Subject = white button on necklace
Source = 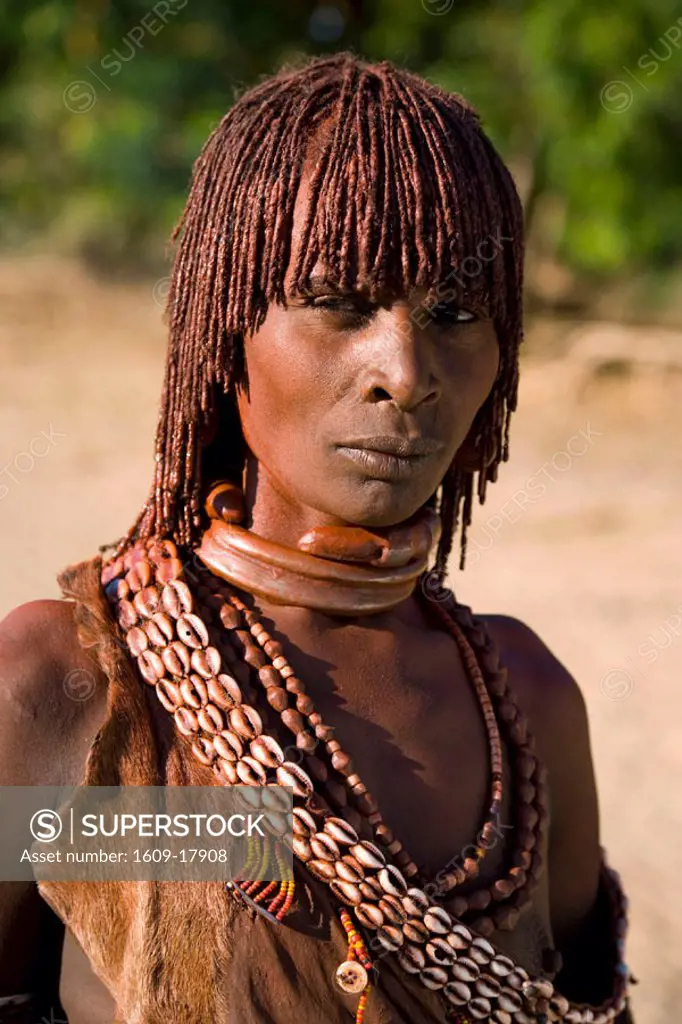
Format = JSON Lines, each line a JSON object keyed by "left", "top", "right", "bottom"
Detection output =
{"left": 335, "top": 960, "right": 369, "bottom": 994}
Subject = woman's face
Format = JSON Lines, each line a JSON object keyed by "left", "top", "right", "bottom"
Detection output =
{"left": 235, "top": 179, "right": 500, "bottom": 529}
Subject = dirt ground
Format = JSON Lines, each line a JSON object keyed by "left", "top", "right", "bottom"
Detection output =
{"left": 2, "top": 255, "right": 681, "bottom": 1021}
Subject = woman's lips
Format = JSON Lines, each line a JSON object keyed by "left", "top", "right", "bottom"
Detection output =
{"left": 336, "top": 445, "right": 432, "bottom": 482}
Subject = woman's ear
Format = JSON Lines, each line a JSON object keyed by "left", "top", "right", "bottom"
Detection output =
{"left": 199, "top": 387, "right": 247, "bottom": 491}
{"left": 231, "top": 333, "right": 248, "bottom": 399}
{"left": 454, "top": 432, "right": 490, "bottom": 473}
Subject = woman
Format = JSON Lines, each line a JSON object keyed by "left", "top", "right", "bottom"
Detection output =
{"left": 0, "top": 54, "right": 633, "bottom": 1023}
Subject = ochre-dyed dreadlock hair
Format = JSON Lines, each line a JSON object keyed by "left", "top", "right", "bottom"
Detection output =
{"left": 119, "top": 53, "right": 524, "bottom": 574}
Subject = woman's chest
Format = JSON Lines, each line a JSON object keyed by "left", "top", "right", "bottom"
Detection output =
{"left": 276, "top": 620, "right": 521, "bottom": 882}
{"left": 266, "top": 615, "right": 557, "bottom": 972}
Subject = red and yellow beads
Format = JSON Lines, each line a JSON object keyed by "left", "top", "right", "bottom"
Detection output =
{"left": 336, "top": 909, "right": 372, "bottom": 1023}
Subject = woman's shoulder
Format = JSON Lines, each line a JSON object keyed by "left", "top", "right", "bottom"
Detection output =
{"left": 479, "top": 612, "right": 587, "bottom": 727}
{"left": 0, "top": 598, "right": 110, "bottom": 785}
{"left": 477, "top": 612, "right": 594, "bottom": 818}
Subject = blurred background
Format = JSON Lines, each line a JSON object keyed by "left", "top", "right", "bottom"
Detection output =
{"left": 2, "top": 0, "right": 682, "bottom": 1019}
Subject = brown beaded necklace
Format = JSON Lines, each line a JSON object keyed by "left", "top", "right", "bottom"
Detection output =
{"left": 218, "top": 578, "right": 548, "bottom": 937}
{"left": 422, "top": 599, "right": 549, "bottom": 933}
{"left": 194, "top": 485, "right": 548, "bottom": 934}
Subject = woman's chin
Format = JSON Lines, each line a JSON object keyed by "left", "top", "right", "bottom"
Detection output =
{"left": 322, "top": 480, "right": 436, "bottom": 530}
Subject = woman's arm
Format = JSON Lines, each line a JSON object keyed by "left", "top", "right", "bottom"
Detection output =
{"left": 0, "top": 599, "right": 106, "bottom": 1023}
{"left": 484, "top": 614, "right": 635, "bottom": 1022}
{"left": 526, "top": 631, "right": 635, "bottom": 1022}
{"left": 0, "top": 881, "right": 66, "bottom": 1024}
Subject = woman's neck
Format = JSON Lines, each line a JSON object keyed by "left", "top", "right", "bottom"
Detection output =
{"left": 241, "top": 451, "right": 364, "bottom": 549}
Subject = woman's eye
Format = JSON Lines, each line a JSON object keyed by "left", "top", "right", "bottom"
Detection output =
{"left": 307, "top": 295, "right": 375, "bottom": 322}
{"left": 432, "top": 302, "right": 477, "bottom": 325}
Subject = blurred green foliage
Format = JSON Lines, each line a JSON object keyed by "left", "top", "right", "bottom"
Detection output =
{"left": 1, "top": 0, "right": 681, "bottom": 287}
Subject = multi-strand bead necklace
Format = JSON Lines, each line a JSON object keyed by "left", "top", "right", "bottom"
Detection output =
{"left": 101, "top": 528, "right": 630, "bottom": 1024}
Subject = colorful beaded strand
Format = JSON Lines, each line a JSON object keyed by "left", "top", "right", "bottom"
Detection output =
{"left": 339, "top": 909, "right": 373, "bottom": 1024}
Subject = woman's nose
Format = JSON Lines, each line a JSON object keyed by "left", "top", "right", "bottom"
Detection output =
{"left": 360, "top": 304, "right": 440, "bottom": 412}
